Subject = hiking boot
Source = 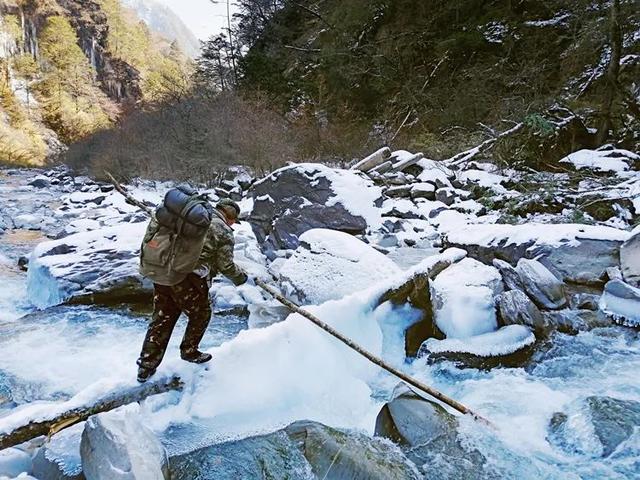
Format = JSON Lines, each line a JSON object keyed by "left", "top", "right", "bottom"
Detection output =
{"left": 137, "top": 366, "right": 156, "bottom": 383}
{"left": 181, "top": 350, "right": 212, "bottom": 364}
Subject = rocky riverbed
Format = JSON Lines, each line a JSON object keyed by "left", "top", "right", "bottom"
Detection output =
{"left": 0, "top": 153, "right": 639, "bottom": 479}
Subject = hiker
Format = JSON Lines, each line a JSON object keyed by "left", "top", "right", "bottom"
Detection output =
{"left": 136, "top": 188, "right": 247, "bottom": 383}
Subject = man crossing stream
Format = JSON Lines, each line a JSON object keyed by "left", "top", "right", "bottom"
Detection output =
{"left": 136, "top": 187, "right": 247, "bottom": 382}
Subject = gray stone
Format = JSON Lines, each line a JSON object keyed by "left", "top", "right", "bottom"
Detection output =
{"left": 435, "top": 187, "right": 457, "bottom": 206}
{"left": 497, "top": 289, "right": 546, "bottom": 330}
{"left": 493, "top": 258, "right": 524, "bottom": 291}
{"left": 249, "top": 164, "right": 380, "bottom": 251}
{"left": 569, "top": 293, "right": 599, "bottom": 310}
{"left": 369, "top": 160, "right": 394, "bottom": 175}
{"left": 375, "top": 384, "right": 485, "bottom": 478}
{"left": 390, "top": 152, "right": 424, "bottom": 173}
{"left": 29, "top": 177, "right": 51, "bottom": 189}
{"left": 515, "top": 258, "right": 567, "bottom": 310}
{"left": 80, "top": 410, "right": 169, "bottom": 480}
{"left": 410, "top": 182, "right": 436, "bottom": 200}
{"left": 542, "top": 309, "right": 612, "bottom": 334}
{"left": 620, "top": 232, "right": 640, "bottom": 286}
{"left": 385, "top": 185, "right": 412, "bottom": 198}
{"left": 170, "top": 420, "right": 418, "bottom": 480}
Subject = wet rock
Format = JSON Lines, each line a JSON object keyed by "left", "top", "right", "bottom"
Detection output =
{"left": 515, "top": 258, "right": 566, "bottom": 310}
{"left": 620, "top": 230, "right": 640, "bottom": 287}
{"left": 569, "top": 293, "right": 599, "bottom": 310}
{"left": 548, "top": 396, "right": 640, "bottom": 458}
{"left": 278, "top": 229, "right": 401, "bottom": 304}
{"left": 497, "top": 289, "right": 546, "bottom": 330}
{"left": 29, "top": 176, "right": 51, "bottom": 189}
{"left": 542, "top": 309, "right": 612, "bottom": 334}
{"left": 375, "top": 384, "right": 485, "bottom": 478}
{"left": 170, "top": 420, "right": 418, "bottom": 480}
{"left": 249, "top": 164, "right": 381, "bottom": 251}
{"left": 17, "top": 256, "right": 29, "bottom": 271}
{"left": 492, "top": 259, "right": 524, "bottom": 291}
{"left": 80, "top": 409, "right": 169, "bottom": 480}
{"left": 599, "top": 279, "right": 640, "bottom": 327}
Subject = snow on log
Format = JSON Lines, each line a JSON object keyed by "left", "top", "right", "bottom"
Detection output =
{"left": 350, "top": 147, "right": 392, "bottom": 172}
{"left": 0, "top": 376, "right": 183, "bottom": 451}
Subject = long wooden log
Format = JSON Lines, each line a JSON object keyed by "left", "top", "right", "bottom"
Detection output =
{"left": 254, "top": 279, "right": 493, "bottom": 427}
{"left": 0, "top": 376, "right": 183, "bottom": 450}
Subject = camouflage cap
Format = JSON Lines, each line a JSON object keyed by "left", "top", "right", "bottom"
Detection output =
{"left": 216, "top": 198, "right": 241, "bottom": 219}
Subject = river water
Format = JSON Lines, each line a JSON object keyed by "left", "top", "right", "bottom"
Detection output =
{"left": 0, "top": 169, "right": 639, "bottom": 479}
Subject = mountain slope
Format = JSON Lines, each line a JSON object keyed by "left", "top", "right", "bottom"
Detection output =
{"left": 0, "top": 0, "right": 190, "bottom": 165}
{"left": 121, "top": 0, "right": 200, "bottom": 58}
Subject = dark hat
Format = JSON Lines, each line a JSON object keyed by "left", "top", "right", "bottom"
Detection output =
{"left": 216, "top": 198, "right": 241, "bottom": 219}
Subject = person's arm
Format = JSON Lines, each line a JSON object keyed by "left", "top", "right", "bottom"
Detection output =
{"left": 201, "top": 220, "right": 247, "bottom": 285}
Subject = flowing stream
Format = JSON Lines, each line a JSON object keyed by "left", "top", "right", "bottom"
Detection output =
{"left": 0, "top": 169, "right": 639, "bottom": 479}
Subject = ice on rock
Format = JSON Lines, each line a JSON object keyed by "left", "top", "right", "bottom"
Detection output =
{"left": 0, "top": 449, "right": 32, "bottom": 479}
{"left": 599, "top": 279, "right": 640, "bottom": 327}
{"left": 430, "top": 257, "right": 503, "bottom": 338}
{"left": 278, "top": 229, "right": 401, "bottom": 304}
{"left": 420, "top": 325, "right": 535, "bottom": 357}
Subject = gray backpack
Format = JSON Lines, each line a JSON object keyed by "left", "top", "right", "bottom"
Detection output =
{"left": 140, "top": 185, "right": 214, "bottom": 286}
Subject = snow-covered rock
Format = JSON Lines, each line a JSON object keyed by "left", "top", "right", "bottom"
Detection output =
{"left": 249, "top": 163, "right": 382, "bottom": 251}
{"left": 80, "top": 408, "right": 169, "bottom": 480}
{"left": 560, "top": 149, "right": 640, "bottom": 173}
{"left": 599, "top": 279, "right": 640, "bottom": 327}
{"left": 419, "top": 325, "right": 535, "bottom": 357}
{"left": 492, "top": 258, "right": 524, "bottom": 291}
{"left": 444, "top": 223, "right": 629, "bottom": 285}
{"left": 515, "top": 258, "right": 567, "bottom": 310}
{"left": 279, "top": 229, "right": 401, "bottom": 304}
{"left": 497, "top": 289, "right": 545, "bottom": 330}
{"left": 27, "top": 222, "right": 151, "bottom": 308}
{"left": 430, "top": 257, "right": 503, "bottom": 338}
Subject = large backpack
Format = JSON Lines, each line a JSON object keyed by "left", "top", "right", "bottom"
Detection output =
{"left": 140, "top": 185, "right": 214, "bottom": 286}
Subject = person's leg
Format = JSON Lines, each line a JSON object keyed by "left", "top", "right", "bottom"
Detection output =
{"left": 136, "top": 284, "right": 182, "bottom": 379}
{"left": 175, "top": 274, "right": 213, "bottom": 362}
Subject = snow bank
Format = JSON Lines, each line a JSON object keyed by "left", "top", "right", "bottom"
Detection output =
{"left": 430, "top": 258, "right": 503, "bottom": 338}
{"left": 445, "top": 223, "right": 630, "bottom": 249}
{"left": 279, "top": 229, "right": 401, "bottom": 304}
{"left": 421, "top": 325, "right": 535, "bottom": 357}
{"left": 560, "top": 149, "right": 639, "bottom": 173}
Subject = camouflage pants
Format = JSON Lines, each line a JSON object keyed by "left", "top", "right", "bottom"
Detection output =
{"left": 137, "top": 273, "right": 212, "bottom": 371}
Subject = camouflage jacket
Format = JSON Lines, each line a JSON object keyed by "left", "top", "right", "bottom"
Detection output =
{"left": 196, "top": 209, "right": 246, "bottom": 285}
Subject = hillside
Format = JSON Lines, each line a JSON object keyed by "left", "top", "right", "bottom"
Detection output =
{"left": 122, "top": 0, "right": 200, "bottom": 58}
{"left": 0, "top": 0, "right": 190, "bottom": 165}
{"left": 238, "top": 0, "right": 640, "bottom": 160}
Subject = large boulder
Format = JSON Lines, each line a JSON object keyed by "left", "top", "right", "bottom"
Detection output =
{"left": 248, "top": 164, "right": 382, "bottom": 251}
{"left": 443, "top": 223, "right": 629, "bottom": 285}
{"left": 620, "top": 229, "right": 640, "bottom": 287}
{"left": 496, "top": 289, "right": 546, "bottom": 330}
{"left": 278, "top": 229, "right": 401, "bottom": 305}
{"left": 375, "top": 384, "right": 485, "bottom": 478}
{"left": 515, "top": 258, "right": 567, "bottom": 310}
{"left": 80, "top": 409, "right": 169, "bottom": 480}
{"left": 599, "top": 279, "right": 640, "bottom": 327}
{"left": 26, "top": 223, "right": 152, "bottom": 309}
{"left": 430, "top": 257, "right": 503, "bottom": 338}
{"left": 169, "top": 420, "right": 419, "bottom": 480}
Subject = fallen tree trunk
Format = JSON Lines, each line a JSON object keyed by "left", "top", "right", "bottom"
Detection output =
{"left": 444, "top": 122, "right": 523, "bottom": 167}
{"left": 0, "top": 376, "right": 183, "bottom": 451}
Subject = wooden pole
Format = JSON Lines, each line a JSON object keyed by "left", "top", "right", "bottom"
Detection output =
{"left": 104, "top": 171, "right": 154, "bottom": 216}
{"left": 254, "top": 279, "right": 493, "bottom": 426}
{"left": 0, "top": 376, "right": 183, "bottom": 450}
